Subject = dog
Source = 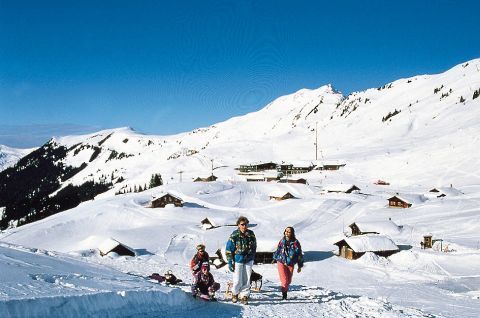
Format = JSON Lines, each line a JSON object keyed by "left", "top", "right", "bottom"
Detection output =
{"left": 250, "top": 270, "right": 263, "bottom": 291}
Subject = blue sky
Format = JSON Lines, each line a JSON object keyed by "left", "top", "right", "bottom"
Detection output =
{"left": 1, "top": 0, "right": 479, "bottom": 147}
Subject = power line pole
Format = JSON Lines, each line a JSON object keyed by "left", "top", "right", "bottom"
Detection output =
{"left": 178, "top": 171, "right": 183, "bottom": 183}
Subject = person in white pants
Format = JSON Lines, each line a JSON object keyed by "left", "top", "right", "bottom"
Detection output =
{"left": 226, "top": 216, "right": 257, "bottom": 305}
{"left": 232, "top": 260, "right": 254, "bottom": 299}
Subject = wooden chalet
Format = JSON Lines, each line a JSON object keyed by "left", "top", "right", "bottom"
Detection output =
{"left": 151, "top": 193, "right": 183, "bottom": 208}
{"left": 269, "top": 191, "right": 296, "bottom": 201}
{"left": 98, "top": 238, "right": 136, "bottom": 257}
{"left": 194, "top": 175, "right": 218, "bottom": 182}
{"left": 318, "top": 164, "right": 346, "bottom": 170}
{"left": 281, "top": 178, "right": 307, "bottom": 184}
{"left": 239, "top": 162, "right": 277, "bottom": 173}
{"left": 277, "top": 162, "right": 314, "bottom": 175}
{"left": 388, "top": 196, "right": 412, "bottom": 208}
{"left": 324, "top": 184, "right": 360, "bottom": 194}
{"left": 334, "top": 235, "right": 399, "bottom": 260}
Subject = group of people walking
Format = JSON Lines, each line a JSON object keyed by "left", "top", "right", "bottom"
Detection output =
{"left": 190, "top": 216, "right": 304, "bottom": 304}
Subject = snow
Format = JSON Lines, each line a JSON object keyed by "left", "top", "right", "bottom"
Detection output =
{"left": 1, "top": 59, "right": 480, "bottom": 317}
{"left": 0, "top": 145, "right": 35, "bottom": 171}
{"left": 339, "top": 234, "right": 399, "bottom": 253}
{"left": 350, "top": 220, "right": 402, "bottom": 235}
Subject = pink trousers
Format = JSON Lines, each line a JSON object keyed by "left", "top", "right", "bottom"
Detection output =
{"left": 277, "top": 261, "right": 294, "bottom": 293}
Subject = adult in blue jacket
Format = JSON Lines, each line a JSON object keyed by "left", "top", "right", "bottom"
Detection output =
{"left": 225, "top": 216, "right": 256, "bottom": 304}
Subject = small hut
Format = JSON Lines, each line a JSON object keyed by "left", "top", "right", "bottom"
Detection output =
{"left": 98, "top": 238, "right": 136, "bottom": 257}
{"left": 279, "top": 178, "right": 307, "bottom": 184}
{"left": 151, "top": 193, "right": 183, "bottom": 208}
{"left": 320, "top": 163, "right": 346, "bottom": 170}
{"left": 387, "top": 196, "right": 412, "bottom": 208}
{"left": 422, "top": 235, "right": 433, "bottom": 249}
{"left": 324, "top": 184, "right": 360, "bottom": 193}
{"left": 194, "top": 175, "right": 218, "bottom": 182}
{"left": 269, "top": 191, "right": 296, "bottom": 201}
{"left": 200, "top": 217, "right": 218, "bottom": 230}
{"left": 334, "top": 235, "right": 399, "bottom": 260}
{"left": 427, "top": 186, "right": 463, "bottom": 198}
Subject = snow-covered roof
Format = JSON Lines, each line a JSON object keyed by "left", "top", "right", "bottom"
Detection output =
{"left": 268, "top": 191, "right": 295, "bottom": 198}
{"left": 98, "top": 238, "right": 135, "bottom": 256}
{"left": 153, "top": 192, "right": 183, "bottom": 201}
{"left": 350, "top": 220, "right": 401, "bottom": 235}
{"left": 427, "top": 187, "right": 463, "bottom": 197}
{"left": 323, "top": 184, "right": 360, "bottom": 193}
{"left": 336, "top": 235, "right": 399, "bottom": 253}
{"left": 388, "top": 194, "right": 426, "bottom": 204}
{"left": 256, "top": 239, "right": 278, "bottom": 252}
{"left": 283, "top": 160, "right": 315, "bottom": 167}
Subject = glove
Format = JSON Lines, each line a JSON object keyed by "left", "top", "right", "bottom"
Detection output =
{"left": 228, "top": 260, "right": 235, "bottom": 272}
{"left": 193, "top": 263, "right": 200, "bottom": 271}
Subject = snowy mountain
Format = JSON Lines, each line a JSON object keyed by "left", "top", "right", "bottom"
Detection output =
{"left": 0, "top": 145, "right": 34, "bottom": 172}
{"left": 1, "top": 59, "right": 479, "bottom": 229}
{"left": 2, "top": 59, "right": 480, "bottom": 229}
{"left": 1, "top": 59, "right": 480, "bottom": 317}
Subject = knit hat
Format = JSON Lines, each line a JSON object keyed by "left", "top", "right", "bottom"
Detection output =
{"left": 196, "top": 244, "right": 205, "bottom": 251}
{"left": 201, "top": 262, "right": 209, "bottom": 270}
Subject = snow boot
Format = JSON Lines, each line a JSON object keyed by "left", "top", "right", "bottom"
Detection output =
{"left": 231, "top": 294, "right": 238, "bottom": 303}
{"left": 282, "top": 291, "right": 287, "bottom": 300}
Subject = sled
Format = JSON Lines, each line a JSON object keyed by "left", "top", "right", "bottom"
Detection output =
{"left": 195, "top": 293, "right": 218, "bottom": 302}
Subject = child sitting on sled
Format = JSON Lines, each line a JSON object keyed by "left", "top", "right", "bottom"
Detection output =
{"left": 191, "top": 262, "right": 220, "bottom": 300}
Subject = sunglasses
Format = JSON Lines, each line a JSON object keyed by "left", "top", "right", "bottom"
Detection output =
{"left": 239, "top": 223, "right": 247, "bottom": 226}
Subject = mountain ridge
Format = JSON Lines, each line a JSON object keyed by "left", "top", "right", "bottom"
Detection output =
{"left": 1, "top": 58, "right": 479, "bottom": 229}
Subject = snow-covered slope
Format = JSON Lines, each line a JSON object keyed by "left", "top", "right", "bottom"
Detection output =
{"left": 1, "top": 179, "right": 479, "bottom": 317}
{"left": 0, "top": 145, "right": 33, "bottom": 172}
{"left": 1, "top": 59, "right": 480, "bottom": 317}
{"left": 48, "top": 58, "right": 480, "bottom": 191}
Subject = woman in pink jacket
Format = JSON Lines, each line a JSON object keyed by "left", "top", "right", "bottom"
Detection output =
{"left": 273, "top": 226, "right": 304, "bottom": 300}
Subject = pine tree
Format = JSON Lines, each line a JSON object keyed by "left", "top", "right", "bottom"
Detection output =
{"left": 149, "top": 173, "right": 163, "bottom": 188}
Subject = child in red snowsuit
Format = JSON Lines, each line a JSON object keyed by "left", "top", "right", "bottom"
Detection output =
{"left": 190, "top": 244, "right": 210, "bottom": 275}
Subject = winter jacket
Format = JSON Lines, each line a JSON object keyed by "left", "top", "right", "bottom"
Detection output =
{"left": 273, "top": 237, "right": 304, "bottom": 268}
{"left": 225, "top": 229, "right": 256, "bottom": 264}
{"left": 190, "top": 252, "right": 210, "bottom": 274}
{"left": 191, "top": 271, "right": 216, "bottom": 295}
